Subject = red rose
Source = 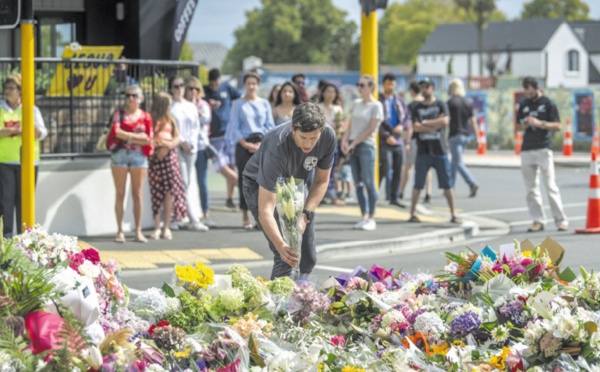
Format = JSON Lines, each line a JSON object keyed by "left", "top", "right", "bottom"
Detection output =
{"left": 82, "top": 248, "right": 101, "bottom": 265}
{"left": 68, "top": 252, "right": 85, "bottom": 271}
{"left": 147, "top": 320, "right": 170, "bottom": 335}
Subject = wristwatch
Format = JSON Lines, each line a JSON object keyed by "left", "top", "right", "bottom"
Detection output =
{"left": 540, "top": 121, "right": 547, "bottom": 129}
{"left": 302, "top": 209, "right": 315, "bottom": 224}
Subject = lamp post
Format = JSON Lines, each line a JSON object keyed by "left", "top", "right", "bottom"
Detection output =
{"left": 21, "top": 0, "right": 35, "bottom": 231}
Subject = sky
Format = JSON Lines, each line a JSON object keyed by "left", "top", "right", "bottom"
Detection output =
{"left": 187, "top": 0, "right": 600, "bottom": 48}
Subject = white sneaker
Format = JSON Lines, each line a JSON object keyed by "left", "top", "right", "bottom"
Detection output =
{"left": 361, "top": 219, "right": 376, "bottom": 231}
{"left": 354, "top": 219, "right": 368, "bottom": 229}
{"left": 203, "top": 218, "right": 218, "bottom": 228}
{"left": 169, "top": 222, "right": 181, "bottom": 231}
{"left": 187, "top": 221, "right": 209, "bottom": 232}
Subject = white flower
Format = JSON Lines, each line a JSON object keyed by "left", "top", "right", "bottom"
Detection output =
{"left": 444, "top": 262, "right": 459, "bottom": 274}
{"left": 491, "top": 325, "right": 509, "bottom": 343}
{"left": 50, "top": 266, "right": 83, "bottom": 294}
{"left": 78, "top": 260, "right": 101, "bottom": 278}
{"left": 218, "top": 287, "right": 244, "bottom": 311}
{"left": 381, "top": 310, "right": 406, "bottom": 329}
{"left": 165, "top": 297, "right": 181, "bottom": 316}
{"left": 145, "top": 364, "right": 168, "bottom": 372}
{"left": 413, "top": 312, "right": 445, "bottom": 340}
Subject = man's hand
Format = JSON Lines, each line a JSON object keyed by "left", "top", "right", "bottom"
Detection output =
{"left": 245, "top": 142, "right": 260, "bottom": 153}
{"left": 525, "top": 116, "right": 542, "bottom": 128}
{"left": 180, "top": 141, "right": 192, "bottom": 153}
{"left": 341, "top": 140, "right": 350, "bottom": 155}
{"left": 385, "top": 137, "right": 397, "bottom": 146}
{"left": 392, "top": 126, "right": 403, "bottom": 134}
{"left": 276, "top": 242, "right": 298, "bottom": 267}
{"left": 299, "top": 213, "right": 308, "bottom": 234}
{"left": 208, "top": 99, "right": 222, "bottom": 109}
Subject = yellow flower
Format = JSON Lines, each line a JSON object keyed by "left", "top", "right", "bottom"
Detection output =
{"left": 432, "top": 341, "right": 450, "bottom": 355}
{"left": 173, "top": 347, "right": 191, "bottom": 359}
{"left": 342, "top": 367, "right": 366, "bottom": 372}
{"left": 452, "top": 340, "right": 466, "bottom": 347}
{"left": 489, "top": 347, "right": 510, "bottom": 370}
{"left": 522, "top": 251, "right": 532, "bottom": 258}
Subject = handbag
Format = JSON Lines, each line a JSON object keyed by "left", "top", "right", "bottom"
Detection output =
{"left": 96, "top": 109, "right": 124, "bottom": 152}
{"left": 204, "top": 143, "right": 219, "bottom": 160}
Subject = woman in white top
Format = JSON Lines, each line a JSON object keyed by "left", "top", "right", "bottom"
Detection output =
{"left": 341, "top": 75, "right": 383, "bottom": 231}
{"left": 317, "top": 82, "right": 345, "bottom": 206}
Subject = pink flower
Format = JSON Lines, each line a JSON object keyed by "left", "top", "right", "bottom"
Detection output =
{"left": 521, "top": 258, "right": 534, "bottom": 266}
{"left": 105, "top": 259, "right": 119, "bottom": 274}
{"left": 82, "top": 248, "right": 101, "bottom": 265}
{"left": 510, "top": 265, "right": 526, "bottom": 277}
{"left": 369, "top": 282, "right": 388, "bottom": 295}
{"left": 68, "top": 252, "right": 85, "bottom": 271}
{"left": 369, "top": 264, "right": 393, "bottom": 281}
{"left": 346, "top": 277, "right": 368, "bottom": 291}
{"left": 330, "top": 334, "right": 345, "bottom": 347}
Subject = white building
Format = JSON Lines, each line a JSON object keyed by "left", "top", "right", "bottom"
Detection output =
{"left": 417, "top": 19, "right": 591, "bottom": 88}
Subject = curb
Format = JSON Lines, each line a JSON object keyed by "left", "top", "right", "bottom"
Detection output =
{"left": 464, "top": 157, "right": 589, "bottom": 169}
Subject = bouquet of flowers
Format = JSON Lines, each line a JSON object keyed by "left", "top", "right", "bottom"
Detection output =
{"left": 275, "top": 176, "right": 306, "bottom": 279}
{"left": 173, "top": 261, "right": 215, "bottom": 295}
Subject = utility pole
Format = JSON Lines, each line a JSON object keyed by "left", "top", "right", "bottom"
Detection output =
{"left": 21, "top": 0, "right": 35, "bottom": 231}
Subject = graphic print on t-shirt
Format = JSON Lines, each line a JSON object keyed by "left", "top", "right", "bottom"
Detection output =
{"left": 416, "top": 105, "right": 443, "bottom": 141}
{"left": 303, "top": 156, "right": 318, "bottom": 171}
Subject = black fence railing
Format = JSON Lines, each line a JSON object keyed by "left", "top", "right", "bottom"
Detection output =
{"left": 0, "top": 58, "right": 199, "bottom": 158}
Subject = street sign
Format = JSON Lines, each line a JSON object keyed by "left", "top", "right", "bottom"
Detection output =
{"left": 0, "top": 0, "right": 20, "bottom": 29}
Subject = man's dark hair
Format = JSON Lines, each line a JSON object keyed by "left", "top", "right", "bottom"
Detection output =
{"left": 522, "top": 76, "right": 538, "bottom": 90}
{"left": 168, "top": 75, "right": 184, "bottom": 89}
{"left": 291, "top": 73, "right": 306, "bottom": 83}
{"left": 418, "top": 79, "right": 434, "bottom": 89}
{"left": 383, "top": 73, "right": 396, "bottom": 82}
{"left": 208, "top": 68, "right": 221, "bottom": 82}
{"left": 409, "top": 81, "right": 420, "bottom": 94}
{"left": 243, "top": 71, "right": 261, "bottom": 84}
{"left": 292, "top": 102, "right": 326, "bottom": 132}
{"left": 275, "top": 81, "right": 301, "bottom": 106}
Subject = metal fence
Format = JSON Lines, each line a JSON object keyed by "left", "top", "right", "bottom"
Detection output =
{"left": 0, "top": 58, "right": 199, "bottom": 158}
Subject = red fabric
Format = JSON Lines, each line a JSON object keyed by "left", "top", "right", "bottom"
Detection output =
{"left": 106, "top": 109, "right": 154, "bottom": 157}
{"left": 25, "top": 311, "right": 66, "bottom": 354}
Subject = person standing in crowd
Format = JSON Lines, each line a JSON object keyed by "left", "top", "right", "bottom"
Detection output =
{"left": 517, "top": 77, "right": 568, "bottom": 232}
{"left": 447, "top": 78, "right": 480, "bottom": 197}
{"left": 292, "top": 73, "right": 309, "bottom": 102}
{"left": 204, "top": 68, "right": 241, "bottom": 209}
{"left": 273, "top": 82, "right": 300, "bottom": 126}
{"left": 148, "top": 92, "right": 187, "bottom": 240}
{"left": 226, "top": 72, "right": 275, "bottom": 230}
{"left": 0, "top": 74, "right": 48, "bottom": 238}
{"left": 169, "top": 76, "right": 209, "bottom": 232}
{"left": 400, "top": 81, "right": 432, "bottom": 203}
{"left": 310, "top": 80, "right": 328, "bottom": 102}
{"left": 341, "top": 75, "right": 383, "bottom": 231}
{"left": 408, "top": 80, "right": 460, "bottom": 224}
{"left": 378, "top": 73, "right": 412, "bottom": 208}
{"left": 242, "top": 102, "right": 335, "bottom": 279}
{"left": 268, "top": 84, "right": 282, "bottom": 111}
{"left": 106, "top": 85, "right": 153, "bottom": 242}
{"left": 185, "top": 76, "right": 217, "bottom": 228}
{"left": 317, "top": 82, "right": 345, "bottom": 206}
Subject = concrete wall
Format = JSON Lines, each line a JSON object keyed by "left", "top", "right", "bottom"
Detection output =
{"left": 35, "top": 158, "right": 202, "bottom": 237}
{"left": 545, "top": 22, "right": 588, "bottom": 88}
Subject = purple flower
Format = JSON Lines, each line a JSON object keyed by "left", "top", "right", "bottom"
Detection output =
{"left": 511, "top": 265, "right": 527, "bottom": 277}
{"left": 449, "top": 311, "right": 481, "bottom": 338}
{"left": 407, "top": 309, "right": 428, "bottom": 325}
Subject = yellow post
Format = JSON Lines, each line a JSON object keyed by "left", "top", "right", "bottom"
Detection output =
{"left": 21, "top": 9, "right": 35, "bottom": 231}
{"left": 360, "top": 10, "right": 379, "bottom": 187}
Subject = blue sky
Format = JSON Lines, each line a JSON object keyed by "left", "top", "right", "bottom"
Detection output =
{"left": 187, "top": 0, "right": 600, "bottom": 47}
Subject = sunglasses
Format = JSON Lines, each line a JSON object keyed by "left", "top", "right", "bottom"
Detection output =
{"left": 125, "top": 93, "right": 139, "bottom": 98}
{"left": 186, "top": 86, "right": 201, "bottom": 92}
{"left": 3, "top": 86, "right": 18, "bottom": 91}
{"left": 356, "top": 83, "right": 369, "bottom": 88}
{"left": 295, "top": 81, "right": 305, "bottom": 86}
{"left": 172, "top": 84, "right": 184, "bottom": 89}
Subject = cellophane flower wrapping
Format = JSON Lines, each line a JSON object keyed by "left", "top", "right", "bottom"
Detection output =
{"left": 275, "top": 176, "right": 305, "bottom": 279}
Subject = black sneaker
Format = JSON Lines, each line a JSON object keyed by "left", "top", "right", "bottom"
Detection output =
{"left": 226, "top": 198, "right": 236, "bottom": 209}
{"left": 424, "top": 194, "right": 431, "bottom": 203}
{"left": 469, "top": 185, "right": 479, "bottom": 198}
{"left": 390, "top": 200, "right": 406, "bottom": 208}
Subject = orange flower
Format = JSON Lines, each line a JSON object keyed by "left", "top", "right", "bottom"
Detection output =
{"left": 402, "top": 332, "right": 431, "bottom": 355}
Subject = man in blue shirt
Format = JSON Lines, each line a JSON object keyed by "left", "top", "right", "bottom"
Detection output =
{"left": 204, "top": 68, "right": 242, "bottom": 209}
{"left": 378, "top": 73, "right": 412, "bottom": 207}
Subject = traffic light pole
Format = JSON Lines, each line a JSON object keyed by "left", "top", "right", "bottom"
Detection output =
{"left": 360, "top": 9, "right": 379, "bottom": 187}
{"left": 20, "top": 0, "right": 35, "bottom": 231}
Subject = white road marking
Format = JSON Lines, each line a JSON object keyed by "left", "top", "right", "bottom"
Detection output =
{"left": 313, "top": 265, "right": 354, "bottom": 273}
{"left": 509, "top": 216, "right": 586, "bottom": 227}
{"left": 463, "top": 202, "right": 586, "bottom": 216}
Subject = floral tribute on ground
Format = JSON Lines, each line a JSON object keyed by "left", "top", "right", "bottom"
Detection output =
{"left": 2, "top": 222, "right": 600, "bottom": 371}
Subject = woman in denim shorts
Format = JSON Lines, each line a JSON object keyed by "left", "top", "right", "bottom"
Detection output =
{"left": 106, "top": 85, "right": 153, "bottom": 243}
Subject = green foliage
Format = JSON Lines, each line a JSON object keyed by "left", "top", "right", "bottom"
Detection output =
{"left": 0, "top": 322, "right": 40, "bottom": 371}
{"left": 39, "top": 312, "right": 89, "bottom": 372}
{"left": 521, "top": 0, "right": 590, "bottom": 20}
{"left": 179, "top": 41, "right": 195, "bottom": 61}
{"left": 223, "top": 0, "right": 357, "bottom": 73}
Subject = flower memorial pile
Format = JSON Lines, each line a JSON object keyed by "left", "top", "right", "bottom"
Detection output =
{"left": 3, "top": 222, "right": 600, "bottom": 371}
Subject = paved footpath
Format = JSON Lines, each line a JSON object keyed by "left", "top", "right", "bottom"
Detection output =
{"left": 82, "top": 150, "right": 591, "bottom": 272}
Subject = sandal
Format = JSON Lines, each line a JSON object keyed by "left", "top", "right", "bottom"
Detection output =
{"left": 450, "top": 216, "right": 463, "bottom": 224}
{"left": 408, "top": 215, "right": 421, "bottom": 223}
{"left": 150, "top": 228, "right": 161, "bottom": 240}
{"left": 162, "top": 228, "right": 173, "bottom": 240}
{"left": 243, "top": 222, "right": 254, "bottom": 231}
{"left": 114, "top": 232, "right": 126, "bottom": 243}
{"left": 135, "top": 232, "right": 148, "bottom": 243}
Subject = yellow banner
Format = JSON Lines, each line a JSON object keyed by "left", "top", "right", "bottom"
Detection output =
{"left": 47, "top": 45, "right": 124, "bottom": 97}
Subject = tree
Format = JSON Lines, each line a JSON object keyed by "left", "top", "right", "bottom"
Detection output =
{"left": 454, "top": 0, "right": 500, "bottom": 76}
{"left": 521, "top": 0, "right": 590, "bottom": 21}
{"left": 223, "top": 0, "right": 356, "bottom": 73}
{"left": 379, "top": 0, "right": 505, "bottom": 68}
{"left": 179, "top": 41, "right": 194, "bottom": 61}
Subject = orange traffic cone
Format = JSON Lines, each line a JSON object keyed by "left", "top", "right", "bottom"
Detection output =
{"left": 563, "top": 119, "right": 573, "bottom": 157}
{"left": 576, "top": 153, "right": 600, "bottom": 234}
{"left": 514, "top": 132, "right": 523, "bottom": 155}
{"left": 477, "top": 117, "right": 487, "bottom": 155}
{"left": 592, "top": 125, "right": 600, "bottom": 157}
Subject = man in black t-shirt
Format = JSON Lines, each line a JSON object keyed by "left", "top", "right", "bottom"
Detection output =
{"left": 408, "top": 80, "right": 461, "bottom": 224}
{"left": 516, "top": 77, "right": 568, "bottom": 232}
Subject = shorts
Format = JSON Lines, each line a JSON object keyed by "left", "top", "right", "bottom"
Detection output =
{"left": 210, "top": 137, "right": 235, "bottom": 171}
{"left": 337, "top": 163, "right": 352, "bottom": 182}
{"left": 111, "top": 149, "right": 148, "bottom": 168}
{"left": 414, "top": 154, "right": 452, "bottom": 190}
{"left": 405, "top": 138, "right": 418, "bottom": 165}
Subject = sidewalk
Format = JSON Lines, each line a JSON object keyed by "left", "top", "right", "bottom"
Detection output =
{"left": 463, "top": 150, "right": 590, "bottom": 168}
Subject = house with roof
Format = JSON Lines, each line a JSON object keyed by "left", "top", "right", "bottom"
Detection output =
{"left": 570, "top": 21, "right": 600, "bottom": 84}
{"left": 417, "top": 19, "right": 590, "bottom": 88}
{"left": 188, "top": 42, "right": 229, "bottom": 69}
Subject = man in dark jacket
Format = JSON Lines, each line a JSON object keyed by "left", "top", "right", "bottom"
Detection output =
{"left": 378, "top": 73, "right": 412, "bottom": 207}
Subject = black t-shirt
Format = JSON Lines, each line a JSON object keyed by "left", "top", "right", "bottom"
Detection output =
{"left": 408, "top": 101, "right": 421, "bottom": 140}
{"left": 412, "top": 100, "right": 449, "bottom": 156}
{"left": 447, "top": 96, "right": 473, "bottom": 137}
{"left": 517, "top": 95, "right": 560, "bottom": 151}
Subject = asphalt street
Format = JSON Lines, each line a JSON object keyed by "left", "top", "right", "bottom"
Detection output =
{"left": 119, "top": 165, "right": 597, "bottom": 293}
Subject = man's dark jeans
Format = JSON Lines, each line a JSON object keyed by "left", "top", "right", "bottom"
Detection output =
{"left": 242, "top": 177, "right": 316, "bottom": 279}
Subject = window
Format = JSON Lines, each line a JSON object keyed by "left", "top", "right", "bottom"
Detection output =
{"left": 432, "top": 55, "right": 437, "bottom": 62}
{"left": 423, "top": 56, "right": 428, "bottom": 62}
{"left": 567, "top": 50, "right": 579, "bottom": 72}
